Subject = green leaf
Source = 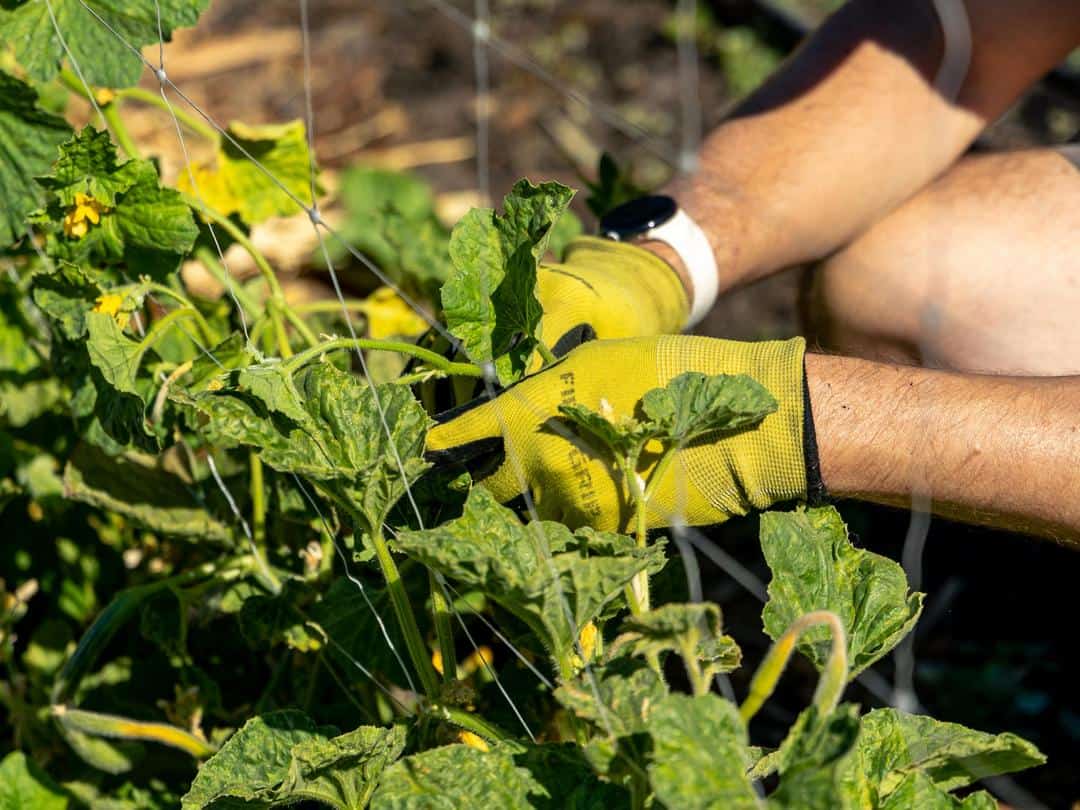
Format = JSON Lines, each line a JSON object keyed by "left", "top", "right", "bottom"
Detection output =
{"left": 370, "top": 744, "right": 547, "bottom": 809}
{"left": 512, "top": 743, "right": 630, "bottom": 809}
{"left": 183, "top": 711, "right": 405, "bottom": 809}
{"left": 878, "top": 773, "right": 996, "bottom": 810}
{"left": 179, "top": 120, "right": 315, "bottom": 226}
{"left": 852, "top": 708, "right": 1045, "bottom": 801}
{"left": 647, "top": 693, "right": 759, "bottom": 810}
{"left": 760, "top": 506, "right": 923, "bottom": 677}
{"left": 395, "top": 488, "right": 664, "bottom": 675}
{"left": 31, "top": 260, "right": 102, "bottom": 341}
{"left": 0, "top": 70, "right": 72, "bottom": 247}
{"left": 189, "top": 361, "right": 430, "bottom": 532}
{"left": 640, "top": 371, "right": 777, "bottom": 445}
{"left": 766, "top": 704, "right": 863, "bottom": 809}
{"left": 614, "top": 602, "right": 741, "bottom": 678}
{"left": 308, "top": 578, "right": 409, "bottom": 680}
{"left": 239, "top": 588, "right": 322, "bottom": 653}
{"left": 556, "top": 658, "right": 667, "bottom": 739}
{"left": 442, "top": 180, "right": 574, "bottom": 382}
{"left": 546, "top": 209, "right": 583, "bottom": 261}
{"left": 0, "top": 0, "right": 211, "bottom": 87}
{"left": 558, "top": 402, "right": 654, "bottom": 459}
{"left": 0, "top": 751, "right": 68, "bottom": 810}
{"left": 85, "top": 311, "right": 144, "bottom": 394}
{"left": 33, "top": 129, "right": 198, "bottom": 275}
{"left": 585, "top": 152, "right": 645, "bottom": 219}
{"left": 277, "top": 724, "right": 407, "bottom": 810}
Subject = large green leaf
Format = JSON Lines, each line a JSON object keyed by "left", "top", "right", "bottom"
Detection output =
{"left": 394, "top": 488, "right": 664, "bottom": 672}
{"left": 878, "top": 773, "right": 996, "bottom": 810}
{"left": 178, "top": 120, "right": 315, "bottom": 226}
{"left": 512, "top": 743, "right": 629, "bottom": 810}
{"left": 0, "top": 751, "right": 67, "bottom": 810}
{"left": 760, "top": 506, "right": 923, "bottom": 677}
{"left": 32, "top": 129, "right": 198, "bottom": 276}
{"left": 646, "top": 693, "right": 759, "bottom": 810}
{"left": 0, "top": 70, "right": 72, "bottom": 247}
{"left": 766, "top": 704, "right": 864, "bottom": 810}
{"left": 370, "top": 744, "right": 547, "bottom": 810}
{"left": 441, "top": 180, "right": 574, "bottom": 382}
{"left": 182, "top": 710, "right": 405, "bottom": 810}
{"left": 63, "top": 442, "right": 232, "bottom": 543}
{"left": 0, "top": 0, "right": 211, "bottom": 87}
{"left": 188, "top": 361, "right": 430, "bottom": 532}
{"left": 851, "top": 708, "right": 1045, "bottom": 802}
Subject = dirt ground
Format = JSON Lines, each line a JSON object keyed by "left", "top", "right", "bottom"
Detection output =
{"left": 108, "top": 1, "right": 1080, "bottom": 804}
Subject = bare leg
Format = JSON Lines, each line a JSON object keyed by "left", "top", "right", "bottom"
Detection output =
{"left": 806, "top": 149, "right": 1080, "bottom": 375}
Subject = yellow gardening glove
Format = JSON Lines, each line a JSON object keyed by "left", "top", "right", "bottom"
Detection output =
{"left": 427, "top": 335, "right": 809, "bottom": 532}
{"left": 536, "top": 236, "right": 689, "bottom": 356}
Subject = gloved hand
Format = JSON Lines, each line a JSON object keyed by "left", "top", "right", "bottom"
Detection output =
{"left": 426, "top": 335, "right": 810, "bottom": 532}
{"left": 535, "top": 237, "right": 690, "bottom": 355}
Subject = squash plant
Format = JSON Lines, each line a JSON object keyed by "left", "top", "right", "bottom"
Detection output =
{"left": 0, "top": 7, "right": 1048, "bottom": 807}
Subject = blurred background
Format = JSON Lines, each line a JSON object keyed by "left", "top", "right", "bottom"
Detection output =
{"left": 50, "top": 0, "right": 1080, "bottom": 805}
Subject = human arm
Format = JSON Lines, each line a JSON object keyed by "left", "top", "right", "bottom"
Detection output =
{"left": 807, "top": 353, "right": 1080, "bottom": 542}
{"left": 652, "top": 0, "right": 1080, "bottom": 295}
{"left": 428, "top": 336, "right": 1080, "bottom": 544}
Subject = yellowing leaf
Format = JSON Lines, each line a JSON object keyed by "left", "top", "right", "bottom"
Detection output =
{"left": 362, "top": 287, "right": 428, "bottom": 339}
{"left": 177, "top": 120, "right": 315, "bottom": 226}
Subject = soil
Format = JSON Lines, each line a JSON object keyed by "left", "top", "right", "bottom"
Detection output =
{"left": 111, "top": 1, "right": 1079, "bottom": 804}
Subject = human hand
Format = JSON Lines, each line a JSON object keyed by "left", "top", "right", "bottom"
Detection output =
{"left": 534, "top": 237, "right": 689, "bottom": 356}
{"left": 427, "top": 335, "right": 808, "bottom": 532}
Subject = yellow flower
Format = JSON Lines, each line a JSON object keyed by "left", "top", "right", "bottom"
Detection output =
{"left": 94, "top": 88, "right": 116, "bottom": 105}
{"left": 578, "top": 621, "right": 599, "bottom": 664}
{"left": 63, "top": 192, "right": 108, "bottom": 239}
{"left": 93, "top": 293, "right": 130, "bottom": 329}
{"left": 456, "top": 730, "right": 490, "bottom": 752}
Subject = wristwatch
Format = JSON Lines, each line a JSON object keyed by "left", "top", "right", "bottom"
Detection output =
{"left": 598, "top": 195, "right": 719, "bottom": 327}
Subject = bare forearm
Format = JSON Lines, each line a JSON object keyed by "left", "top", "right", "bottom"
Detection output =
{"left": 806, "top": 353, "right": 1080, "bottom": 543}
{"left": 664, "top": 0, "right": 1080, "bottom": 291}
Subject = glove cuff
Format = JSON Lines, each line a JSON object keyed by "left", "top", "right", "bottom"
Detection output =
{"left": 655, "top": 335, "right": 808, "bottom": 521}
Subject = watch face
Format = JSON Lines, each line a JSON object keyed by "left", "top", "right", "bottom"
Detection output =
{"left": 599, "top": 195, "right": 677, "bottom": 239}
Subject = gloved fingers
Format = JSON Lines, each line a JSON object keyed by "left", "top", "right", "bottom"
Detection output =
{"left": 550, "top": 323, "right": 597, "bottom": 358}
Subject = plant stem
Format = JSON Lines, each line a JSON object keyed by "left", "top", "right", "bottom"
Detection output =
{"left": 280, "top": 302, "right": 321, "bottom": 349}
{"left": 194, "top": 246, "right": 260, "bottom": 321}
{"left": 182, "top": 194, "right": 285, "bottom": 302}
{"left": 146, "top": 283, "right": 218, "bottom": 344}
{"left": 291, "top": 300, "right": 372, "bottom": 317}
{"left": 428, "top": 572, "right": 458, "bottom": 684}
{"left": 536, "top": 340, "right": 558, "bottom": 366}
{"left": 52, "top": 705, "right": 215, "bottom": 759}
{"left": 426, "top": 704, "right": 518, "bottom": 747}
{"left": 101, "top": 104, "right": 141, "bottom": 160}
{"left": 681, "top": 641, "right": 709, "bottom": 697}
{"left": 250, "top": 453, "right": 267, "bottom": 552}
{"left": 268, "top": 300, "right": 292, "bottom": 359}
{"left": 114, "top": 86, "right": 219, "bottom": 142}
{"left": 137, "top": 308, "right": 204, "bottom": 355}
{"left": 366, "top": 524, "right": 440, "bottom": 699}
{"left": 739, "top": 610, "right": 848, "bottom": 724}
{"left": 282, "top": 337, "right": 482, "bottom": 379}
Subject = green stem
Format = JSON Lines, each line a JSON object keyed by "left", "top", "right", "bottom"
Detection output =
{"left": 102, "top": 103, "right": 140, "bottom": 160}
{"left": 182, "top": 194, "right": 285, "bottom": 301}
{"left": 114, "top": 86, "right": 219, "bottom": 142}
{"left": 137, "top": 308, "right": 204, "bottom": 355}
{"left": 194, "top": 246, "right": 261, "bottom": 321}
{"left": 146, "top": 283, "right": 217, "bottom": 344}
{"left": 427, "top": 704, "right": 518, "bottom": 747}
{"left": 620, "top": 450, "right": 651, "bottom": 614}
{"left": 268, "top": 300, "right": 292, "bottom": 359}
{"left": 280, "top": 302, "right": 321, "bottom": 349}
{"left": 291, "top": 300, "right": 372, "bottom": 317}
{"left": 536, "top": 340, "right": 558, "bottom": 366}
{"left": 366, "top": 523, "right": 440, "bottom": 699}
{"left": 250, "top": 453, "right": 267, "bottom": 552}
{"left": 740, "top": 610, "right": 848, "bottom": 724}
{"left": 52, "top": 706, "right": 215, "bottom": 759}
{"left": 681, "top": 641, "right": 709, "bottom": 697}
{"left": 429, "top": 572, "right": 458, "bottom": 684}
{"left": 282, "top": 337, "right": 482, "bottom": 379}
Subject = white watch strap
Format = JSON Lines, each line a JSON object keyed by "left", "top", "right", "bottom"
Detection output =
{"left": 643, "top": 208, "right": 718, "bottom": 328}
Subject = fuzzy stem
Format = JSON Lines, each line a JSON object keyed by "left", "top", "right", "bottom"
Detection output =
{"left": 250, "top": 453, "right": 267, "bottom": 552}
{"left": 137, "top": 308, "right": 204, "bottom": 355}
{"left": 426, "top": 704, "right": 517, "bottom": 746}
{"left": 366, "top": 524, "right": 441, "bottom": 699}
{"left": 101, "top": 103, "right": 141, "bottom": 160}
{"left": 280, "top": 302, "right": 321, "bottom": 349}
{"left": 268, "top": 300, "right": 293, "bottom": 359}
{"left": 535, "top": 340, "right": 558, "bottom": 366}
{"left": 282, "top": 337, "right": 482, "bottom": 379}
{"left": 145, "top": 283, "right": 217, "bottom": 344}
{"left": 114, "top": 86, "right": 219, "bottom": 142}
{"left": 739, "top": 610, "right": 848, "bottom": 724}
{"left": 429, "top": 572, "right": 458, "bottom": 684}
{"left": 52, "top": 705, "right": 215, "bottom": 759}
{"left": 193, "top": 246, "right": 261, "bottom": 321}
{"left": 182, "top": 194, "right": 285, "bottom": 302}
